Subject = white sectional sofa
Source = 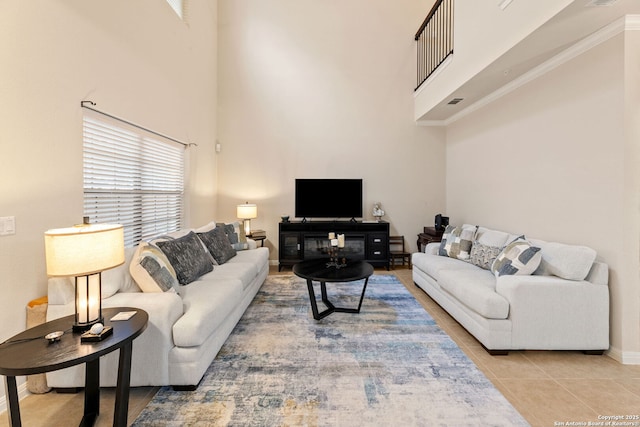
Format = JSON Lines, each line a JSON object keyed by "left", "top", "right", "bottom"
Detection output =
{"left": 412, "top": 224, "right": 610, "bottom": 354}
{"left": 46, "top": 221, "right": 269, "bottom": 390}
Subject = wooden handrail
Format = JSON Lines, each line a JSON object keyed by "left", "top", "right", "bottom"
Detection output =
{"left": 414, "top": 0, "right": 454, "bottom": 90}
{"left": 415, "top": 0, "right": 444, "bottom": 41}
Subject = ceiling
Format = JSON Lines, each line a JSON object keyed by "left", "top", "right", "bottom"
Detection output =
{"left": 417, "top": 0, "right": 640, "bottom": 124}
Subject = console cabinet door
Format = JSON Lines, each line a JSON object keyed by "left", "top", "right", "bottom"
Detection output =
{"left": 280, "top": 232, "right": 301, "bottom": 261}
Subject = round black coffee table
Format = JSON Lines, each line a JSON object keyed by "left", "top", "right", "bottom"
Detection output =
{"left": 0, "top": 307, "right": 148, "bottom": 427}
{"left": 293, "top": 259, "right": 374, "bottom": 320}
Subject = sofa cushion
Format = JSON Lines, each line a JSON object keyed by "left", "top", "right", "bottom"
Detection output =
{"left": 202, "top": 247, "right": 269, "bottom": 290}
{"left": 195, "top": 221, "right": 217, "bottom": 233}
{"left": 491, "top": 237, "right": 542, "bottom": 277}
{"left": 203, "top": 262, "right": 257, "bottom": 291}
{"left": 438, "top": 269, "right": 510, "bottom": 319}
{"left": 439, "top": 224, "right": 477, "bottom": 261}
{"left": 530, "top": 239, "right": 597, "bottom": 281}
{"left": 102, "top": 246, "right": 138, "bottom": 297}
{"left": 172, "top": 278, "right": 244, "bottom": 347}
{"left": 130, "top": 242, "right": 179, "bottom": 293}
{"left": 412, "top": 253, "right": 480, "bottom": 283}
{"left": 198, "top": 227, "right": 237, "bottom": 264}
{"left": 470, "top": 241, "right": 503, "bottom": 270}
{"left": 228, "top": 246, "right": 270, "bottom": 267}
{"left": 474, "top": 227, "right": 512, "bottom": 247}
{"left": 156, "top": 231, "right": 213, "bottom": 285}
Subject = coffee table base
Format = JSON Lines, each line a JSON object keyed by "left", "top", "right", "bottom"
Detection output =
{"left": 305, "top": 277, "right": 370, "bottom": 320}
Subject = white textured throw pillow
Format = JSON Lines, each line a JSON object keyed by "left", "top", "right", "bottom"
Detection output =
{"left": 130, "top": 242, "right": 179, "bottom": 293}
{"left": 491, "top": 237, "right": 542, "bottom": 277}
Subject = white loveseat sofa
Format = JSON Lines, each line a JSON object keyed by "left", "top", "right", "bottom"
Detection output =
{"left": 46, "top": 221, "right": 269, "bottom": 389}
{"left": 412, "top": 224, "right": 609, "bottom": 354}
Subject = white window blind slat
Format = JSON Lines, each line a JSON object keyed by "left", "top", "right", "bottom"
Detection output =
{"left": 83, "top": 115, "right": 184, "bottom": 247}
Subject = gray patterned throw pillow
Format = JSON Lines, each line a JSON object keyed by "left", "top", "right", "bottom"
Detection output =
{"left": 198, "top": 227, "right": 237, "bottom": 264}
{"left": 140, "top": 256, "right": 178, "bottom": 292}
{"left": 157, "top": 231, "right": 213, "bottom": 285}
{"left": 470, "top": 241, "right": 503, "bottom": 270}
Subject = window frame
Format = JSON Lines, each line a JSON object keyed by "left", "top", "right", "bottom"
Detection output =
{"left": 82, "top": 112, "right": 185, "bottom": 247}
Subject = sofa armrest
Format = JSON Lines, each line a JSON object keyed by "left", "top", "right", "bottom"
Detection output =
{"left": 246, "top": 238, "right": 257, "bottom": 250}
{"left": 103, "top": 291, "right": 183, "bottom": 318}
{"left": 46, "top": 291, "right": 184, "bottom": 387}
{"left": 496, "top": 275, "right": 609, "bottom": 349}
{"left": 424, "top": 242, "right": 440, "bottom": 255}
{"left": 47, "top": 290, "right": 184, "bottom": 324}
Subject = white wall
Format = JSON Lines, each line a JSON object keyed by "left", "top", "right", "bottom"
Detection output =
{"left": 445, "top": 33, "right": 639, "bottom": 361}
{"left": 0, "top": 0, "right": 218, "bottom": 400}
{"left": 217, "top": 0, "right": 446, "bottom": 257}
{"left": 414, "top": 0, "right": 573, "bottom": 120}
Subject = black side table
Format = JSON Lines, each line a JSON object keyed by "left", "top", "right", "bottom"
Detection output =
{"left": 293, "top": 259, "right": 374, "bottom": 320}
{"left": 0, "top": 307, "right": 148, "bottom": 427}
{"left": 417, "top": 226, "right": 444, "bottom": 252}
{"left": 247, "top": 230, "right": 266, "bottom": 247}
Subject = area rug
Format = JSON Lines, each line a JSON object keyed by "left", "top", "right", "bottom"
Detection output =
{"left": 132, "top": 274, "right": 528, "bottom": 426}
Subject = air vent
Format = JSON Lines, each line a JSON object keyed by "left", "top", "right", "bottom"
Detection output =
{"left": 448, "top": 98, "right": 464, "bottom": 105}
{"left": 586, "top": 0, "right": 619, "bottom": 6}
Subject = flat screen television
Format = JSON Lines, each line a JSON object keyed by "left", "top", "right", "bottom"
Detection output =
{"left": 295, "top": 179, "right": 363, "bottom": 220}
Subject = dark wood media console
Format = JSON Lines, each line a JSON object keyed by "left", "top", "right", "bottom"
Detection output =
{"left": 278, "top": 220, "right": 390, "bottom": 271}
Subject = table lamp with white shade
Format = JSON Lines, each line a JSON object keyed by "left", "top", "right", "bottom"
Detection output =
{"left": 237, "top": 202, "right": 257, "bottom": 236}
{"left": 44, "top": 219, "right": 124, "bottom": 332}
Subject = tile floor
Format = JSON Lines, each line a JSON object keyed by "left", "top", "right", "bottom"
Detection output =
{"left": 1, "top": 266, "right": 639, "bottom": 427}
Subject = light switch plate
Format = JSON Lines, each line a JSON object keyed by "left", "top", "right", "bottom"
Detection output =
{"left": 0, "top": 216, "right": 16, "bottom": 235}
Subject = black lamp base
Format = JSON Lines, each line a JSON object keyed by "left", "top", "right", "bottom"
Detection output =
{"left": 80, "top": 326, "right": 113, "bottom": 343}
{"left": 73, "top": 316, "right": 104, "bottom": 333}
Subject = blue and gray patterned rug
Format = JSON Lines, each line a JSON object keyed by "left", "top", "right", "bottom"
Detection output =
{"left": 132, "top": 274, "right": 528, "bottom": 426}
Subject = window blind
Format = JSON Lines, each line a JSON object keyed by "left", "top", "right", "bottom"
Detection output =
{"left": 83, "top": 115, "right": 184, "bottom": 247}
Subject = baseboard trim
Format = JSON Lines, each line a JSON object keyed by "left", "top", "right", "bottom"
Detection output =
{"left": 607, "top": 347, "right": 640, "bottom": 365}
{"left": 0, "top": 380, "right": 30, "bottom": 415}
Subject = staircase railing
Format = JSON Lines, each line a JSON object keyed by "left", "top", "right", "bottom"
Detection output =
{"left": 415, "top": 0, "right": 454, "bottom": 91}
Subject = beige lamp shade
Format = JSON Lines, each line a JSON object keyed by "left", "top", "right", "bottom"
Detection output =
{"left": 44, "top": 223, "right": 125, "bottom": 276}
{"left": 236, "top": 203, "right": 257, "bottom": 220}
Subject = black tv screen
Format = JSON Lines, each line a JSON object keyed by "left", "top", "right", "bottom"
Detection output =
{"left": 295, "top": 179, "right": 363, "bottom": 219}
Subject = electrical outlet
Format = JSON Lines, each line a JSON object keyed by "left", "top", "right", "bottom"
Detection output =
{"left": 0, "top": 216, "right": 16, "bottom": 235}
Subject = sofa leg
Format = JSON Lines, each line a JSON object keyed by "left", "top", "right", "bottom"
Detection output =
{"left": 172, "top": 384, "right": 198, "bottom": 391}
{"left": 481, "top": 345, "right": 509, "bottom": 356}
{"left": 172, "top": 376, "right": 203, "bottom": 391}
{"left": 583, "top": 350, "right": 605, "bottom": 356}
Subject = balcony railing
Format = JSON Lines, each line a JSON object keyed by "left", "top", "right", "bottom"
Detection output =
{"left": 415, "top": 0, "right": 454, "bottom": 91}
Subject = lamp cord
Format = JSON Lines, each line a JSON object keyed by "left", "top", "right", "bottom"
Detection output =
{"left": 0, "top": 327, "right": 73, "bottom": 347}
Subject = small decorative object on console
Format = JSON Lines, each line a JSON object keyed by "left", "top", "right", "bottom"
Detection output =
{"left": 80, "top": 324, "right": 113, "bottom": 343}
{"left": 373, "top": 203, "right": 385, "bottom": 221}
{"left": 45, "top": 331, "right": 64, "bottom": 343}
{"left": 326, "top": 233, "right": 346, "bottom": 268}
